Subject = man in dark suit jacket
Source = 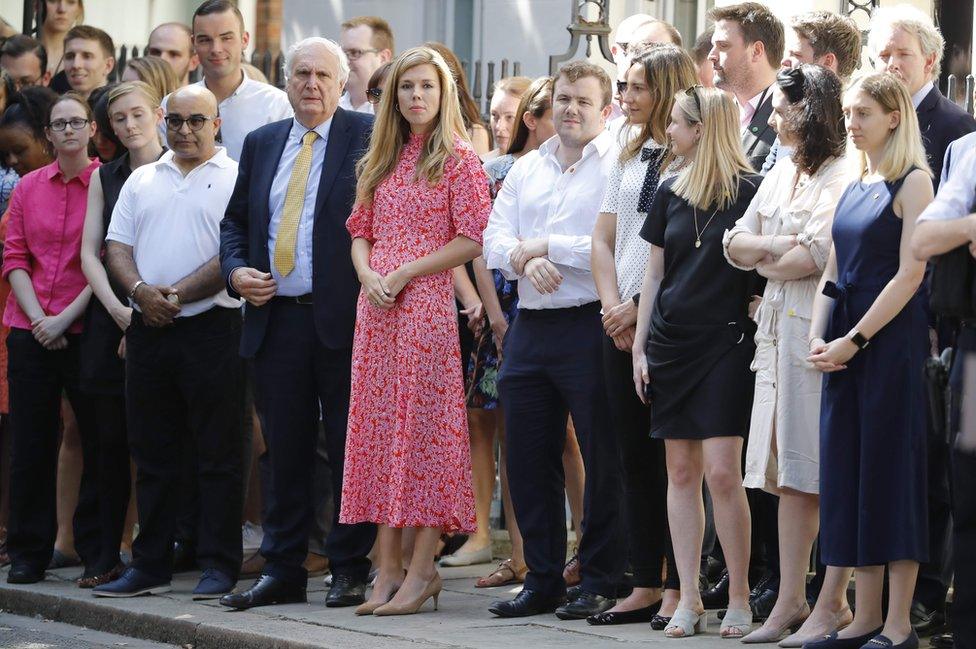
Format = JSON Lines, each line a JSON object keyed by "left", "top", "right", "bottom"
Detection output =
{"left": 869, "top": 6, "right": 976, "bottom": 634}
{"left": 218, "top": 37, "right": 376, "bottom": 610}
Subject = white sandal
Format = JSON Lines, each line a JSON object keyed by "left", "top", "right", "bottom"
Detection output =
{"left": 721, "top": 608, "right": 753, "bottom": 639}
{"left": 665, "top": 608, "right": 707, "bottom": 638}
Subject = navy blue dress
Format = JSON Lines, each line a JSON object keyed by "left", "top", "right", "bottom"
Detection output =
{"left": 819, "top": 171, "right": 929, "bottom": 567}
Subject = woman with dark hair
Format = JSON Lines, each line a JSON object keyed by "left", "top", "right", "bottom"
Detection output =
{"left": 724, "top": 64, "right": 853, "bottom": 644}
{"left": 37, "top": 0, "right": 84, "bottom": 80}
{"left": 422, "top": 42, "right": 489, "bottom": 155}
{"left": 89, "top": 84, "right": 123, "bottom": 162}
{"left": 365, "top": 62, "right": 392, "bottom": 108}
{"left": 589, "top": 43, "right": 696, "bottom": 628}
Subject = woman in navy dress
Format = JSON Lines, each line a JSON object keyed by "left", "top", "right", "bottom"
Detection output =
{"left": 807, "top": 72, "right": 932, "bottom": 649}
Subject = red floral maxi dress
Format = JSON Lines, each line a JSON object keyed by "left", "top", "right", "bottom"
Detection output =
{"left": 340, "top": 133, "right": 490, "bottom": 533}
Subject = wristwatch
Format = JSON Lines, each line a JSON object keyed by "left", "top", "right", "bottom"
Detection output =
{"left": 631, "top": 293, "right": 640, "bottom": 306}
{"left": 847, "top": 330, "right": 870, "bottom": 350}
{"left": 128, "top": 279, "right": 147, "bottom": 299}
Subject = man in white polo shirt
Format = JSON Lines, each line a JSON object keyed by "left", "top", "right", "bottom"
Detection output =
{"left": 94, "top": 85, "right": 245, "bottom": 601}
{"left": 161, "top": 0, "right": 292, "bottom": 160}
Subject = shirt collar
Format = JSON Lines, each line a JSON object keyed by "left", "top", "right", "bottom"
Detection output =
{"left": 44, "top": 158, "right": 100, "bottom": 185}
{"left": 912, "top": 81, "right": 934, "bottom": 109}
{"left": 198, "top": 71, "right": 250, "bottom": 103}
{"left": 159, "top": 146, "right": 234, "bottom": 173}
{"left": 289, "top": 115, "right": 333, "bottom": 143}
{"left": 537, "top": 129, "right": 614, "bottom": 163}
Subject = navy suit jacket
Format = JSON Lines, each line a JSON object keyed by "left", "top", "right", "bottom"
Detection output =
{"left": 742, "top": 89, "right": 776, "bottom": 172}
{"left": 220, "top": 108, "right": 373, "bottom": 358}
{"left": 916, "top": 85, "right": 976, "bottom": 190}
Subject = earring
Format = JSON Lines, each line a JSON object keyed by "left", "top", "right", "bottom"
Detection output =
{"left": 394, "top": 104, "right": 400, "bottom": 112}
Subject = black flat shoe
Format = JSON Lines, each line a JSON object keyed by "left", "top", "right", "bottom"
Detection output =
{"left": 489, "top": 589, "right": 566, "bottom": 618}
{"left": 651, "top": 613, "right": 671, "bottom": 630}
{"left": 910, "top": 601, "right": 947, "bottom": 636}
{"left": 702, "top": 569, "right": 730, "bottom": 609}
{"left": 326, "top": 574, "right": 367, "bottom": 608}
{"left": 803, "top": 627, "right": 884, "bottom": 649}
{"left": 587, "top": 601, "right": 660, "bottom": 626}
{"left": 556, "top": 590, "right": 615, "bottom": 620}
{"left": 218, "top": 574, "right": 306, "bottom": 610}
{"left": 7, "top": 564, "right": 44, "bottom": 584}
{"left": 860, "top": 632, "right": 920, "bottom": 649}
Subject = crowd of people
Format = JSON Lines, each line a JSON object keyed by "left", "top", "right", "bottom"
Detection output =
{"left": 0, "top": 1, "right": 974, "bottom": 648}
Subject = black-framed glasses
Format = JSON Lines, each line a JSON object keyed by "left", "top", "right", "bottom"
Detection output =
{"left": 366, "top": 87, "right": 382, "bottom": 104}
{"left": 616, "top": 80, "right": 627, "bottom": 95}
{"left": 685, "top": 85, "right": 703, "bottom": 115}
{"left": 343, "top": 47, "right": 379, "bottom": 61}
{"left": 164, "top": 113, "right": 214, "bottom": 132}
{"left": 48, "top": 117, "right": 89, "bottom": 131}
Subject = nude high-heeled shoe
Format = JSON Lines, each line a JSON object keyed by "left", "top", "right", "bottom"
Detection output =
{"left": 373, "top": 574, "right": 442, "bottom": 616}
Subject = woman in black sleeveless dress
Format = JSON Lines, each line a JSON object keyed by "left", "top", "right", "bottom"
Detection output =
{"left": 78, "top": 81, "right": 165, "bottom": 587}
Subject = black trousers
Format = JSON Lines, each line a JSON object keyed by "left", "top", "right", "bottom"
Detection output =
{"left": 602, "top": 336, "right": 678, "bottom": 589}
{"left": 950, "top": 327, "right": 976, "bottom": 649}
{"left": 6, "top": 330, "right": 96, "bottom": 572}
{"left": 126, "top": 308, "right": 244, "bottom": 580}
{"left": 253, "top": 300, "right": 374, "bottom": 585}
{"left": 73, "top": 393, "right": 130, "bottom": 574}
{"left": 499, "top": 303, "right": 623, "bottom": 597}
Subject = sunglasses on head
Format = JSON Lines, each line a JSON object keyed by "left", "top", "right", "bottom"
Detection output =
{"left": 616, "top": 80, "right": 627, "bottom": 95}
{"left": 366, "top": 87, "right": 382, "bottom": 104}
{"left": 685, "top": 85, "right": 703, "bottom": 114}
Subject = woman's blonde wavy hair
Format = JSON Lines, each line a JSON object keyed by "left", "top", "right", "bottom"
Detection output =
{"left": 845, "top": 72, "right": 932, "bottom": 183}
{"left": 671, "top": 86, "right": 754, "bottom": 211}
{"left": 355, "top": 46, "right": 469, "bottom": 207}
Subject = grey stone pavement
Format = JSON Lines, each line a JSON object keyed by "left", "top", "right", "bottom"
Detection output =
{"left": 0, "top": 563, "right": 739, "bottom": 649}
{"left": 0, "top": 612, "right": 177, "bottom": 648}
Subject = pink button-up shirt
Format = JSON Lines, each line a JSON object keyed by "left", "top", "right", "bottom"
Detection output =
{"left": 2, "top": 158, "right": 100, "bottom": 333}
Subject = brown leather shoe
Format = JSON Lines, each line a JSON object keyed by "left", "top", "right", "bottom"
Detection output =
{"left": 240, "top": 552, "right": 266, "bottom": 578}
{"left": 304, "top": 552, "right": 329, "bottom": 577}
{"left": 78, "top": 563, "right": 125, "bottom": 589}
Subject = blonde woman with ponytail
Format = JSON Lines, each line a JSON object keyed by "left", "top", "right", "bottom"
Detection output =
{"left": 631, "top": 86, "right": 761, "bottom": 639}
{"left": 341, "top": 46, "right": 492, "bottom": 616}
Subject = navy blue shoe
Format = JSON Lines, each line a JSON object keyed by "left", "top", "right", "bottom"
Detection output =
{"left": 860, "top": 632, "right": 920, "bottom": 649}
{"left": 92, "top": 566, "right": 171, "bottom": 598}
{"left": 192, "top": 568, "right": 236, "bottom": 600}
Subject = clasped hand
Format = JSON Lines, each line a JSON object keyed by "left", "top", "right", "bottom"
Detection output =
{"left": 602, "top": 300, "right": 637, "bottom": 352}
{"left": 807, "top": 336, "right": 857, "bottom": 372}
{"left": 30, "top": 314, "right": 69, "bottom": 350}
{"left": 361, "top": 266, "right": 411, "bottom": 309}
{"left": 510, "top": 237, "right": 549, "bottom": 275}
{"left": 134, "top": 283, "right": 181, "bottom": 327}
{"left": 232, "top": 267, "right": 277, "bottom": 307}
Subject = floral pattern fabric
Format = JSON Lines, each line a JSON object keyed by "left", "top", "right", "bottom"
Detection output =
{"left": 340, "top": 134, "right": 491, "bottom": 533}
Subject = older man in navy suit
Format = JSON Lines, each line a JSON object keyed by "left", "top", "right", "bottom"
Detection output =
{"left": 218, "top": 36, "right": 375, "bottom": 610}
{"left": 869, "top": 6, "right": 976, "bottom": 635}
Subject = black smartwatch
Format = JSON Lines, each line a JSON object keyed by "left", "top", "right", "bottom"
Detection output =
{"left": 631, "top": 293, "right": 640, "bottom": 307}
{"left": 848, "top": 330, "right": 869, "bottom": 350}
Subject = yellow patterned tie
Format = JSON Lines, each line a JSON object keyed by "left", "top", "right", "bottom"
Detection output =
{"left": 274, "top": 130, "right": 319, "bottom": 276}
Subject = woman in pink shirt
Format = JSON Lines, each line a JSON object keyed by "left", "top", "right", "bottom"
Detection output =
{"left": 3, "top": 91, "right": 100, "bottom": 584}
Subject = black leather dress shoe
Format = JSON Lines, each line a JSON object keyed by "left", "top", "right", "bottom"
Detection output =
{"left": 7, "top": 564, "right": 44, "bottom": 584}
{"left": 701, "top": 569, "right": 730, "bottom": 609}
{"left": 930, "top": 633, "right": 953, "bottom": 649}
{"left": 218, "top": 574, "right": 306, "bottom": 610}
{"left": 556, "top": 590, "right": 615, "bottom": 620}
{"left": 749, "top": 575, "right": 779, "bottom": 622}
{"left": 587, "top": 600, "right": 660, "bottom": 625}
{"left": 489, "top": 589, "right": 567, "bottom": 618}
{"left": 910, "top": 601, "right": 947, "bottom": 635}
{"left": 326, "top": 574, "right": 367, "bottom": 608}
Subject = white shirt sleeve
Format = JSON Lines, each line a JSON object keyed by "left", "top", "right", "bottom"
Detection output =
{"left": 919, "top": 145, "right": 976, "bottom": 222}
{"left": 271, "top": 89, "right": 295, "bottom": 120}
{"left": 105, "top": 174, "right": 137, "bottom": 245}
{"left": 483, "top": 160, "right": 524, "bottom": 280}
{"left": 548, "top": 232, "right": 593, "bottom": 270}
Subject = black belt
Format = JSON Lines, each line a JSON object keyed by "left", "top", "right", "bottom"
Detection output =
{"left": 274, "top": 293, "right": 313, "bottom": 305}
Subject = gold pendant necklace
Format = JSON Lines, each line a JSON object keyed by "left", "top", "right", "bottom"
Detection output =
{"left": 693, "top": 206, "right": 719, "bottom": 249}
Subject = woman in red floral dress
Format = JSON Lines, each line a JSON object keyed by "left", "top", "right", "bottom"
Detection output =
{"left": 341, "top": 46, "right": 491, "bottom": 616}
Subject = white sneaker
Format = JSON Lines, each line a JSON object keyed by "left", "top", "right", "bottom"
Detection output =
{"left": 242, "top": 521, "right": 264, "bottom": 554}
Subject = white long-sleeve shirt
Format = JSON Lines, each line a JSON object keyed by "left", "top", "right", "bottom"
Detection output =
{"left": 482, "top": 131, "right": 614, "bottom": 309}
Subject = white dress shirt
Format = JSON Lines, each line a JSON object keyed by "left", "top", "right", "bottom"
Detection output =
{"left": 483, "top": 130, "right": 614, "bottom": 309}
{"left": 267, "top": 117, "right": 332, "bottom": 296}
{"left": 912, "top": 81, "right": 935, "bottom": 109}
{"left": 339, "top": 92, "right": 374, "bottom": 115}
{"left": 161, "top": 74, "right": 293, "bottom": 161}
{"left": 918, "top": 131, "right": 976, "bottom": 222}
{"left": 106, "top": 148, "right": 243, "bottom": 317}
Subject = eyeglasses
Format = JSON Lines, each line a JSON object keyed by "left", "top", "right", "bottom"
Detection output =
{"left": 343, "top": 48, "right": 379, "bottom": 61}
{"left": 48, "top": 117, "right": 89, "bottom": 131}
{"left": 366, "top": 87, "right": 382, "bottom": 104}
{"left": 164, "top": 114, "right": 214, "bottom": 132}
{"left": 686, "top": 85, "right": 703, "bottom": 115}
{"left": 616, "top": 80, "right": 627, "bottom": 95}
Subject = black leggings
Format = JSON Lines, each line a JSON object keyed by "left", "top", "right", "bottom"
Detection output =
{"left": 602, "top": 335, "right": 679, "bottom": 589}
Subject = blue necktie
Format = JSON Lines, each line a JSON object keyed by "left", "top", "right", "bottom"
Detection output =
{"left": 637, "top": 146, "right": 664, "bottom": 213}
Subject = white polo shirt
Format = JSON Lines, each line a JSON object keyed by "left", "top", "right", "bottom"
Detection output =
{"left": 106, "top": 147, "right": 243, "bottom": 317}
{"left": 161, "top": 73, "right": 294, "bottom": 161}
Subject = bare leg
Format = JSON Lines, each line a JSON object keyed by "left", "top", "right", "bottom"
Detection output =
{"left": 702, "top": 436, "right": 751, "bottom": 614}
{"left": 665, "top": 439, "right": 706, "bottom": 621}
{"left": 386, "top": 526, "right": 441, "bottom": 607}
{"left": 882, "top": 560, "right": 919, "bottom": 643}
{"left": 661, "top": 587, "right": 681, "bottom": 617}
{"left": 455, "top": 408, "right": 495, "bottom": 554}
{"left": 757, "top": 488, "right": 819, "bottom": 630}
{"left": 120, "top": 461, "right": 137, "bottom": 552}
{"left": 54, "top": 399, "right": 81, "bottom": 558}
{"left": 363, "top": 525, "right": 404, "bottom": 607}
{"left": 563, "top": 419, "right": 585, "bottom": 537}
{"left": 242, "top": 408, "right": 264, "bottom": 524}
{"left": 788, "top": 566, "right": 854, "bottom": 641}
{"left": 837, "top": 566, "right": 884, "bottom": 638}
{"left": 498, "top": 415, "right": 525, "bottom": 570}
